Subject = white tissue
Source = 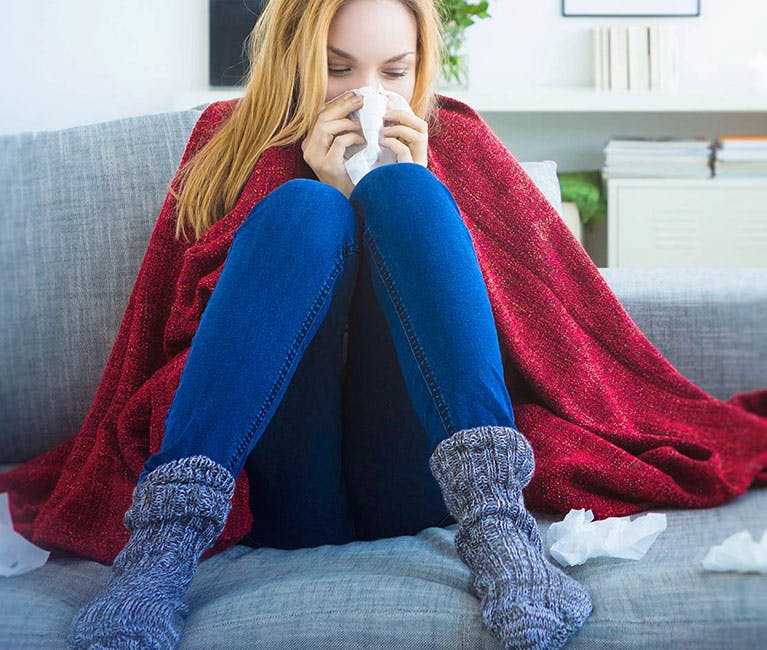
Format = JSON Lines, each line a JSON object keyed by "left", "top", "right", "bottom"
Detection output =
{"left": 343, "top": 82, "right": 415, "bottom": 185}
{"left": 702, "top": 529, "right": 767, "bottom": 574}
{"left": 0, "top": 492, "right": 50, "bottom": 577}
{"left": 545, "top": 508, "right": 667, "bottom": 567}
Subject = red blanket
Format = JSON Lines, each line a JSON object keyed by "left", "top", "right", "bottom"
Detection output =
{"left": 2, "top": 96, "right": 766, "bottom": 565}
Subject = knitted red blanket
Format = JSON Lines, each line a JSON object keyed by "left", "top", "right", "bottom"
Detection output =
{"left": 2, "top": 96, "right": 766, "bottom": 565}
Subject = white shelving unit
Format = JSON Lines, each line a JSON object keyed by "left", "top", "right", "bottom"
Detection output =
{"left": 439, "top": 88, "right": 767, "bottom": 113}
{"left": 606, "top": 177, "right": 767, "bottom": 268}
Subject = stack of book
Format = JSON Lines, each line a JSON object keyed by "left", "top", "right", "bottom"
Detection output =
{"left": 593, "top": 25, "right": 678, "bottom": 92}
{"left": 713, "top": 136, "right": 767, "bottom": 179}
{"left": 602, "top": 136, "right": 714, "bottom": 180}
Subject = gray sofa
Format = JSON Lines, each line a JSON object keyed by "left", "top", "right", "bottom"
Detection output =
{"left": 1, "top": 104, "right": 765, "bottom": 649}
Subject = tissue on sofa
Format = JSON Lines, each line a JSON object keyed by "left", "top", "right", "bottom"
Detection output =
{"left": 545, "top": 508, "right": 667, "bottom": 567}
{"left": 702, "top": 529, "right": 767, "bottom": 574}
{"left": 343, "top": 82, "right": 414, "bottom": 185}
{"left": 0, "top": 492, "right": 50, "bottom": 576}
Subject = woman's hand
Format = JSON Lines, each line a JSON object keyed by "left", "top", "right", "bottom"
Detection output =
{"left": 380, "top": 98, "right": 429, "bottom": 168}
{"left": 301, "top": 91, "right": 366, "bottom": 200}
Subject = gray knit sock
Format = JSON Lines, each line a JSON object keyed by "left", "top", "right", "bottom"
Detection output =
{"left": 429, "top": 425, "right": 592, "bottom": 650}
{"left": 67, "top": 455, "right": 235, "bottom": 649}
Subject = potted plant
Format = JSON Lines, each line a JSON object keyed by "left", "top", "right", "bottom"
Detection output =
{"left": 437, "top": 0, "right": 491, "bottom": 89}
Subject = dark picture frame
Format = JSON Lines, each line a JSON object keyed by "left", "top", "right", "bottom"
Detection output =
{"left": 209, "top": 0, "right": 267, "bottom": 87}
{"left": 562, "top": 0, "right": 701, "bottom": 17}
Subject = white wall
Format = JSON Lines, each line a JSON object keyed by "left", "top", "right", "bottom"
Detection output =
{"left": 466, "top": 0, "right": 767, "bottom": 92}
{"left": 2, "top": 0, "right": 766, "bottom": 135}
{"left": 0, "top": 0, "right": 208, "bottom": 134}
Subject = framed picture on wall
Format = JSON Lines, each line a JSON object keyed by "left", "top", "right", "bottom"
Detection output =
{"left": 562, "top": 0, "right": 700, "bottom": 16}
{"left": 210, "top": 0, "right": 267, "bottom": 86}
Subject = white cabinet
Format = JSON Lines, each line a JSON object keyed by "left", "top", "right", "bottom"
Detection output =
{"left": 606, "top": 178, "right": 767, "bottom": 267}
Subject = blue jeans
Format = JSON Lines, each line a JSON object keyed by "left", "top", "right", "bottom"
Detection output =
{"left": 138, "top": 162, "right": 516, "bottom": 550}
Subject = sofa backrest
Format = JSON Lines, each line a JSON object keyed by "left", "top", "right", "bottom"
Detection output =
{"left": 0, "top": 103, "right": 565, "bottom": 463}
{"left": 0, "top": 108, "right": 203, "bottom": 462}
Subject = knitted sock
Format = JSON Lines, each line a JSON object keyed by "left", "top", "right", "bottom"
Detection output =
{"left": 67, "top": 455, "right": 235, "bottom": 650}
{"left": 429, "top": 425, "right": 593, "bottom": 650}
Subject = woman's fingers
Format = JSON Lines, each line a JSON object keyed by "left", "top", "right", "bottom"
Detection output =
{"left": 322, "top": 92, "right": 364, "bottom": 120}
{"left": 379, "top": 135, "right": 413, "bottom": 163}
{"left": 301, "top": 92, "right": 366, "bottom": 199}
{"left": 313, "top": 94, "right": 363, "bottom": 149}
{"left": 327, "top": 117, "right": 363, "bottom": 135}
{"left": 327, "top": 131, "right": 366, "bottom": 164}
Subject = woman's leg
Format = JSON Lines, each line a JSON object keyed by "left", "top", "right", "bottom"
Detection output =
{"left": 143, "top": 177, "right": 360, "bottom": 549}
{"left": 240, "top": 205, "right": 360, "bottom": 548}
{"left": 69, "top": 179, "right": 360, "bottom": 648}
{"left": 141, "top": 178, "right": 359, "bottom": 493}
{"left": 342, "top": 162, "right": 516, "bottom": 539}
{"left": 343, "top": 163, "right": 591, "bottom": 650}
{"left": 340, "top": 224, "right": 468, "bottom": 541}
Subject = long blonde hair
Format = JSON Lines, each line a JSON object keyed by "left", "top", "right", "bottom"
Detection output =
{"left": 170, "top": 0, "right": 447, "bottom": 243}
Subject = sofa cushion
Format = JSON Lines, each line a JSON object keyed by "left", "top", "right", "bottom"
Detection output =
{"left": 520, "top": 159, "right": 564, "bottom": 217}
{"left": 1, "top": 486, "right": 765, "bottom": 648}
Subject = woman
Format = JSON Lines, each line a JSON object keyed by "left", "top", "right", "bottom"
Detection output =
{"left": 66, "top": 0, "right": 592, "bottom": 648}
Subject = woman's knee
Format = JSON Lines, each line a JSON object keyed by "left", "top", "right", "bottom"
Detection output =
{"left": 234, "top": 178, "right": 360, "bottom": 259}
{"left": 350, "top": 163, "right": 468, "bottom": 250}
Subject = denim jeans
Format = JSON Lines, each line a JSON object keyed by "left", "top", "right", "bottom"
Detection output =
{"left": 138, "top": 162, "right": 516, "bottom": 550}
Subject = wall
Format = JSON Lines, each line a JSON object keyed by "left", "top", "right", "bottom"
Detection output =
{"left": 2, "top": 0, "right": 766, "bottom": 136}
{"left": 468, "top": 1, "right": 767, "bottom": 92}
{"left": 0, "top": 0, "right": 208, "bottom": 134}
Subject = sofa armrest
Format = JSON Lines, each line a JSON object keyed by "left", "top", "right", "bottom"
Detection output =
{"left": 599, "top": 268, "right": 767, "bottom": 402}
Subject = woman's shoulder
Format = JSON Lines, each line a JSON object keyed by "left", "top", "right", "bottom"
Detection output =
{"left": 178, "top": 99, "right": 241, "bottom": 167}
{"left": 195, "top": 99, "right": 240, "bottom": 133}
{"left": 432, "top": 93, "right": 498, "bottom": 143}
{"left": 433, "top": 93, "right": 483, "bottom": 126}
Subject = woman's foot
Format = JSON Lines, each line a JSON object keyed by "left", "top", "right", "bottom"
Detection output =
{"left": 429, "top": 425, "right": 592, "bottom": 650}
{"left": 67, "top": 455, "right": 235, "bottom": 649}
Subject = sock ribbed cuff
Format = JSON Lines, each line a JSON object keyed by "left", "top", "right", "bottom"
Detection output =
{"left": 429, "top": 425, "right": 535, "bottom": 519}
{"left": 125, "top": 455, "right": 235, "bottom": 532}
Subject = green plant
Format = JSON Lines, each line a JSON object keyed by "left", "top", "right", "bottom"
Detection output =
{"left": 556, "top": 171, "right": 608, "bottom": 226}
{"left": 438, "top": 0, "right": 491, "bottom": 85}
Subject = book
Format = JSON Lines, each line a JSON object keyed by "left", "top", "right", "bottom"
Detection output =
{"left": 606, "top": 136, "right": 711, "bottom": 148}
{"left": 668, "top": 26, "right": 679, "bottom": 91}
{"left": 649, "top": 25, "right": 661, "bottom": 90}
{"left": 660, "top": 25, "right": 679, "bottom": 91}
{"left": 716, "top": 150, "right": 767, "bottom": 162}
{"left": 603, "top": 135, "right": 714, "bottom": 179}
{"left": 714, "top": 160, "right": 767, "bottom": 178}
{"left": 713, "top": 135, "right": 767, "bottom": 174}
{"left": 593, "top": 27, "right": 603, "bottom": 90}
{"left": 609, "top": 26, "right": 628, "bottom": 91}
{"left": 716, "top": 135, "right": 767, "bottom": 150}
{"left": 627, "top": 26, "right": 650, "bottom": 91}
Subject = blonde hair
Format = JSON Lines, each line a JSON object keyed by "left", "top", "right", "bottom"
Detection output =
{"left": 170, "top": 0, "right": 447, "bottom": 243}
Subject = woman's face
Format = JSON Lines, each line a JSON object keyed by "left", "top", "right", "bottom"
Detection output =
{"left": 325, "top": 0, "right": 418, "bottom": 105}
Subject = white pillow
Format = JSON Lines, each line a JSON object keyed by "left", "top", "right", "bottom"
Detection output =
{"left": 520, "top": 160, "right": 564, "bottom": 217}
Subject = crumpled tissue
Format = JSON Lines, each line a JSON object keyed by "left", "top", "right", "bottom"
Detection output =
{"left": 343, "top": 82, "right": 415, "bottom": 185}
{"left": 545, "top": 508, "right": 667, "bottom": 567}
{"left": 702, "top": 529, "right": 767, "bottom": 574}
{"left": 0, "top": 492, "right": 50, "bottom": 576}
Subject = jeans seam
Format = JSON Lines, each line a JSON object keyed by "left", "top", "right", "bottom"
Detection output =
{"left": 362, "top": 229, "right": 455, "bottom": 440}
{"left": 226, "top": 253, "right": 350, "bottom": 472}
